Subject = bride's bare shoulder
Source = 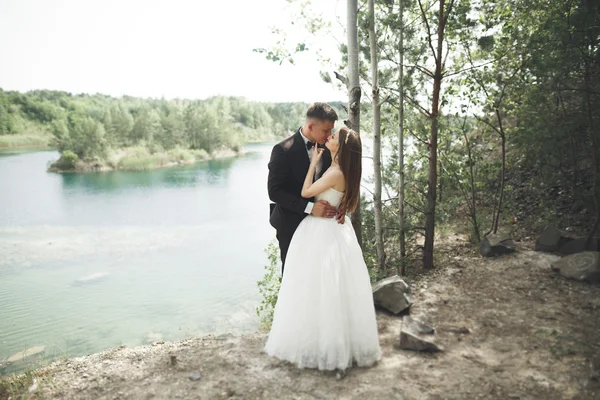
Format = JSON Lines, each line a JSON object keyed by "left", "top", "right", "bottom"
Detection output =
{"left": 324, "top": 166, "right": 345, "bottom": 191}
{"left": 323, "top": 165, "right": 343, "bottom": 178}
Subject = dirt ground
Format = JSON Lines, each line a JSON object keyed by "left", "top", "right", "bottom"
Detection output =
{"left": 5, "top": 241, "right": 600, "bottom": 400}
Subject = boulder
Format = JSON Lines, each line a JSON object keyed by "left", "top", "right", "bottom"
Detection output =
{"left": 403, "top": 315, "right": 435, "bottom": 335}
{"left": 559, "top": 237, "right": 600, "bottom": 256}
{"left": 480, "top": 234, "right": 516, "bottom": 257}
{"left": 550, "top": 252, "right": 600, "bottom": 283}
{"left": 372, "top": 275, "right": 412, "bottom": 314}
{"left": 398, "top": 316, "right": 440, "bottom": 352}
{"left": 536, "top": 226, "right": 576, "bottom": 252}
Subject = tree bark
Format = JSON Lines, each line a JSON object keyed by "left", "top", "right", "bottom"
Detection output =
{"left": 492, "top": 108, "right": 506, "bottom": 234}
{"left": 347, "top": 0, "right": 363, "bottom": 248}
{"left": 422, "top": 0, "right": 451, "bottom": 270}
{"left": 398, "top": 0, "right": 406, "bottom": 275}
{"left": 584, "top": 60, "right": 600, "bottom": 248}
{"left": 369, "top": 0, "right": 386, "bottom": 271}
{"left": 463, "top": 127, "right": 481, "bottom": 242}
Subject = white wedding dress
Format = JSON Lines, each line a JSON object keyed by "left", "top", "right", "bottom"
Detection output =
{"left": 264, "top": 187, "right": 381, "bottom": 371}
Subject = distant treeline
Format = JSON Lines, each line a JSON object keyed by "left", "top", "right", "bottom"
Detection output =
{"left": 0, "top": 89, "right": 344, "bottom": 160}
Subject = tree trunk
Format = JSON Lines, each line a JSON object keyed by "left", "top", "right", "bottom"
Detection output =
{"left": 347, "top": 0, "right": 363, "bottom": 248}
{"left": 463, "top": 127, "right": 481, "bottom": 242}
{"left": 369, "top": 0, "right": 386, "bottom": 271}
{"left": 423, "top": 114, "right": 438, "bottom": 270}
{"left": 438, "top": 159, "right": 444, "bottom": 202}
{"left": 584, "top": 60, "right": 600, "bottom": 248}
{"left": 423, "top": 0, "right": 449, "bottom": 270}
{"left": 398, "top": 0, "right": 406, "bottom": 275}
{"left": 492, "top": 109, "right": 506, "bottom": 234}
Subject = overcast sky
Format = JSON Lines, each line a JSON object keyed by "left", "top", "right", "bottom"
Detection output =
{"left": 0, "top": 0, "right": 346, "bottom": 102}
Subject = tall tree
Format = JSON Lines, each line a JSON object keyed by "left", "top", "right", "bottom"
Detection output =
{"left": 418, "top": 0, "right": 456, "bottom": 269}
{"left": 339, "top": 0, "right": 363, "bottom": 247}
{"left": 368, "top": 0, "right": 386, "bottom": 271}
{"left": 397, "top": 0, "right": 407, "bottom": 274}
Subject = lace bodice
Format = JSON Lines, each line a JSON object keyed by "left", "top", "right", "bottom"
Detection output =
{"left": 315, "top": 188, "right": 344, "bottom": 208}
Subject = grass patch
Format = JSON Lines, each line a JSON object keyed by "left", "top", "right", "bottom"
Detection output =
{"left": 0, "top": 134, "right": 52, "bottom": 148}
{"left": 167, "top": 148, "right": 207, "bottom": 162}
{"left": 117, "top": 147, "right": 209, "bottom": 171}
{"left": 0, "top": 368, "right": 52, "bottom": 400}
{"left": 118, "top": 148, "right": 168, "bottom": 171}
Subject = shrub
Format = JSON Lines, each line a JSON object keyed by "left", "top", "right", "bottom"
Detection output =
{"left": 54, "top": 150, "right": 78, "bottom": 170}
{"left": 256, "top": 240, "right": 282, "bottom": 332}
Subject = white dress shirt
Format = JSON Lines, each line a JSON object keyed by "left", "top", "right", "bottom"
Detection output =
{"left": 299, "top": 129, "right": 323, "bottom": 214}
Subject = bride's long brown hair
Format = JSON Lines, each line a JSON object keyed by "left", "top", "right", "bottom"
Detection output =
{"left": 334, "top": 127, "right": 362, "bottom": 213}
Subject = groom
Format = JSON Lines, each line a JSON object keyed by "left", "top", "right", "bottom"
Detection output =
{"left": 268, "top": 102, "right": 343, "bottom": 274}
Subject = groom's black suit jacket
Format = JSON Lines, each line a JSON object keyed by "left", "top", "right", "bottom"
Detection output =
{"left": 268, "top": 129, "right": 332, "bottom": 238}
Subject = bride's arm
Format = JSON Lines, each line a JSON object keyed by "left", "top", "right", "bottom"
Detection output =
{"left": 301, "top": 167, "right": 343, "bottom": 198}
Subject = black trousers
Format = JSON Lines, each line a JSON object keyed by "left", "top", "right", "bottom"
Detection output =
{"left": 276, "top": 232, "right": 293, "bottom": 275}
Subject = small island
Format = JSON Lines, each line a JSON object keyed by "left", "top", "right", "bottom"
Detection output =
{"left": 47, "top": 146, "right": 240, "bottom": 173}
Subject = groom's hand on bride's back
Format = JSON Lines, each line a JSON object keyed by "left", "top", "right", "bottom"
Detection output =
{"left": 336, "top": 208, "right": 346, "bottom": 224}
{"left": 311, "top": 200, "right": 337, "bottom": 219}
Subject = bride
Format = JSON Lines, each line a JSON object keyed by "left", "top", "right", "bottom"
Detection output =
{"left": 264, "top": 127, "right": 381, "bottom": 372}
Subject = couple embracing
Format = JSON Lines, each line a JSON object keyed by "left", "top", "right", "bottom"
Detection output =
{"left": 265, "top": 102, "right": 381, "bottom": 373}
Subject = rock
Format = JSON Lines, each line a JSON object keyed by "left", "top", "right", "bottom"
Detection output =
{"left": 403, "top": 315, "right": 435, "bottom": 335}
{"left": 590, "top": 356, "right": 600, "bottom": 381}
{"left": 372, "top": 275, "right": 412, "bottom": 314}
{"left": 188, "top": 372, "right": 202, "bottom": 381}
{"left": 550, "top": 252, "right": 600, "bottom": 283}
{"left": 28, "top": 378, "right": 38, "bottom": 394}
{"left": 559, "top": 237, "right": 600, "bottom": 255}
{"left": 6, "top": 346, "right": 46, "bottom": 364}
{"left": 398, "top": 317, "right": 441, "bottom": 352}
{"left": 535, "top": 226, "right": 576, "bottom": 252}
{"left": 447, "top": 326, "right": 471, "bottom": 335}
{"left": 480, "top": 234, "right": 516, "bottom": 257}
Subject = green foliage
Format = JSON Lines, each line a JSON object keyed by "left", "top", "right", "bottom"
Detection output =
{"left": 256, "top": 240, "right": 282, "bottom": 332}
{"left": 54, "top": 150, "right": 78, "bottom": 170}
{"left": 112, "top": 147, "right": 209, "bottom": 171}
{"left": 116, "top": 147, "right": 164, "bottom": 170}
{"left": 0, "top": 371, "right": 36, "bottom": 399}
{"left": 67, "top": 115, "right": 108, "bottom": 161}
{"left": 0, "top": 134, "right": 51, "bottom": 148}
{"left": 0, "top": 89, "right": 310, "bottom": 161}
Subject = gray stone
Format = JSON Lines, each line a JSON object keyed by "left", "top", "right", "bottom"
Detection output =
{"left": 398, "top": 316, "right": 441, "bottom": 352}
{"left": 536, "top": 226, "right": 576, "bottom": 252}
{"left": 550, "top": 252, "right": 600, "bottom": 283}
{"left": 480, "top": 234, "right": 516, "bottom": 257}
{"left": 403, "top": 315, "right": 435, "bottom": 335}
{"left": 188, "top": 372, "right": 202, "bottom": 381}
{"left": 372, "top": 275, "right": 412, "bottom": 314}
{"left": 559, "top": 237, "right": 600, "bottom": 256}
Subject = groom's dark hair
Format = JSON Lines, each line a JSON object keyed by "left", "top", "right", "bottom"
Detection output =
{"left": 306, "top": 102, "right": 338, "bottom": 123}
